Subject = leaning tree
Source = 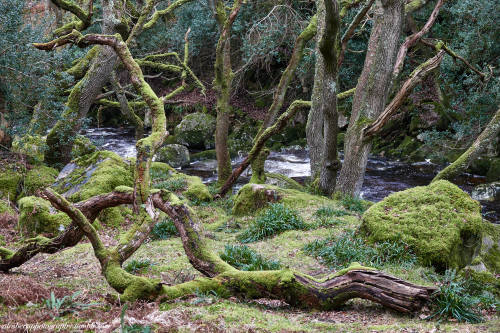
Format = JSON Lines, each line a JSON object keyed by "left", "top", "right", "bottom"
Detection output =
{"left": 1, "top": 0, "right": 436, "bottom": 312}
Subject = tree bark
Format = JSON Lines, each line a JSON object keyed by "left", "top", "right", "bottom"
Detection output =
{"left": 335, "top": 0, "right": 404, "bottom": 197}
{"left": 213, "top": 0, "right": 243, "bottom": 185}
{"left": 44, "top": 1, "right": 121, "bottom": 167}
{"left": 433, "top": 108, "right": 500, "bottom": 182}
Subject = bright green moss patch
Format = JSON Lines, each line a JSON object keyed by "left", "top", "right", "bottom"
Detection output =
{"left": 22, "top": 165, "right": 58, "bottom": 197}
{"left": 0, "top": 169, "right": 22, "bottom": 201}
{"left": 53, "top": 151, "right": 134, "bottom": 203}
{"left": 360, "top": 180, "right": 483, "bottom": 271}
{"left": 17, "top": 196, "right": 71, "bottom": 236}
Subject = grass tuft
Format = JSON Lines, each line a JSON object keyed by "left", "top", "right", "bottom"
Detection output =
{"left": 237, "top": 203, "right": 307, "bottom": 243}
{"left": 151, "top": 218, "right": 179, "bottom": 240}
{"left": 303, "top": 230, "right": 417, "bottom": 269}
{"left": 220, "top": 244, "right": 281, "bottom": 271}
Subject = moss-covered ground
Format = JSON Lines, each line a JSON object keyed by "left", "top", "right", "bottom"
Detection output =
{"left": 0, "top": 187, "right": 498, "bottom": 332}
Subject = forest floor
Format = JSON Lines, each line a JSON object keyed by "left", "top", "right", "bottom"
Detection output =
{"left": 0, "top": 193, "right": 498, "bottom": 332}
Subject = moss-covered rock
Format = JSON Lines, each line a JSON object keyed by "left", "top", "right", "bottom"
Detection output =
{"left": 52, "top": 151, "right": 134, "bottom": 226}
{"left": 22, "top": 165, "right": 59, "bottom": 197}
{"left": 232, "top": 183, "right": 329, "bottom": 216}
{"left": 155, "top": 144, "right": 190, "bottom": 168}
{"left": 471, "top": 182, "right": 500, "bottom": 202}
{"left": 471, "top": 223, "right": 500, "bottom": 274}
{"left": 0, "top": 169, "right": 22, "bottom": 201}
{"left": 17, "top": 196, "right": 71, "bottom": 236}
{"left": 174, "top": 112, "right": 216, "bottom": 149}
{"left": 360, "top": 180, "right": 483, "bottom": 271}
{"left": 53, "top": 151, "right": 133, "bottom": 202}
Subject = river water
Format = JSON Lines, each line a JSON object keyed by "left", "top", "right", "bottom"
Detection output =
{"left": 83, "top": 127, "right": 499, "bottom": 223}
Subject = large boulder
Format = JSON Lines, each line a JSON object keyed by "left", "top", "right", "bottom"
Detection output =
{"left": 174, "top": 113, "right": 216, "bottom": 149}
{"left": 53, "top": 151, "right": 133, "bottom": 202}
{"left": 360, "top": 180, "right": 484, "bottom": 271}
{"left": 52, "top": 151, "right": 134, "bottom": 227}
{"left": 155, "top": 144, "right": 190, "bottom": 168}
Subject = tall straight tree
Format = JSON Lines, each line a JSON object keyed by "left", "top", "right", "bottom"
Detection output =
{"left": 306, "top": 0, "right": 341, "bottom": 194}
{"left": 213, "top": 0, "right": 243, "bottom": 185}
{"left": 335, "top": 0, "right": 404, "bottom": 196}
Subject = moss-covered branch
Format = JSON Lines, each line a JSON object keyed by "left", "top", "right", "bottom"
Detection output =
{"left": 433, "top": 108, "right": 500, "bottom": 182}
{"left": 392, "top": 0, "right": 444, "bottom": 84}
{"left": 219, "top": 100, "right": 312, "bottom": 197}
{"left": 143, "top": 0, "right": 195, "bottom": 30}
{"left": 50, "top": 0, "right": 94, "bottom": 34}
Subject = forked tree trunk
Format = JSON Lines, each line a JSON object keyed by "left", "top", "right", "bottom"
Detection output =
{"left": 335, "top": 0, "right": 404, "bottom": 197}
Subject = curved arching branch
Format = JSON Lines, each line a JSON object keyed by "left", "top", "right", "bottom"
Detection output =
{"left": 392, "top": 0, "right": 445, "bottom": 83}
{"left": 364, "top": 50, "right": 445, "bottom": 138}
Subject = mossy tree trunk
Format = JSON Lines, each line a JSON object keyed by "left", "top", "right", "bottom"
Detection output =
{"left": 44, "top": 0, "right": 122, "bottom": 168}
{"left": 433, "top": 108, "right": 500, "bottom": 182}
{"left": 213, "top": 0, "right": 243, "bottom": 186}
{"left": 335, "top": 0, "right": 404, "bottom": 197}
{"left": 316, "top": 0, "right": 341, "bottom": 195}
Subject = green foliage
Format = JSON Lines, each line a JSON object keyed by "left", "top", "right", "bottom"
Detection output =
{"left": 427, "top": 270, "right": 483, "bottom": 323}
{"left": 151, "top": 218, "right": 179, "bottom": 240}
{"left": 313, "top": 206, "right": 349, "bottom": 227}
{"left": 304, "top": 230, "right": 417, "bottom": 269}
{"left": 44, "top": 291, "right": 99, "bottom": 317}
{"left": 0, "top": 0, "right": 77, "bottom": 137}
{"left": 237, "top": 203, "right": 307, "bottom": 243}
{"left": 220, "top": 244, "right": 281, "bottom": 271}
{"left": 124, "top": 259, "right": 154, "bottom": 274}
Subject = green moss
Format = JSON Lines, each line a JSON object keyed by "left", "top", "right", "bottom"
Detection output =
{"left": 22, "top": 165, "right": 58, "bottom": 197}
{"left": 232, "top": 184, "right": 330, "bottom": 216}
{"left": 174, "top": 112, "right": 216, "bottom": 149}
{"left": 17, "top": 196, "right": 71, "bottom": 236}
{"left": 0, "top": 168, "right": 22, "bottom": 201}
{"left": 360, "top": 180, "right": 483, "bottom": 271}
{"left": 53, "top": 151, "right": 134, "bottom": 203}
